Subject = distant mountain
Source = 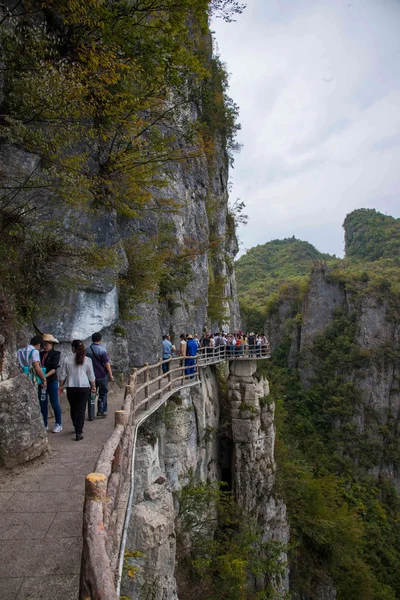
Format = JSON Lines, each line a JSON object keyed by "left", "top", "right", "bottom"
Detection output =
{"left": 344, "top": 208, "right": 400, "bottom": 261}
{"left": 235, "top": 237, "right": 334, "bottom": 331}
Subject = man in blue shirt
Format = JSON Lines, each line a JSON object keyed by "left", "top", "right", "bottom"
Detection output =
{"left": 162, "top": 334, "right": 175, "bottom": 373}
{"left": 86, "top": 332, "right": 114, "bottom": 418}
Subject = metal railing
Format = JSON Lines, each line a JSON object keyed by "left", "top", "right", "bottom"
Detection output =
{"left": 80, "top": 343, "right": 270, "bottom": 600}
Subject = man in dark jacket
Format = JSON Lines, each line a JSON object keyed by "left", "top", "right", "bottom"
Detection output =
{"left": 86, "top": 332, "right": 114, "bottom": 418}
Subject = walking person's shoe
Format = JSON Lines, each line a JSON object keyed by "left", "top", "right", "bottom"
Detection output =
{"left": 97, "top": 412, "right": 106, "bottom": 418}
{"left": 75, "top": 433, "right": 84, "bottom": 441}
{"left": 53, "top": 424, "right": 62, "bottom": 433}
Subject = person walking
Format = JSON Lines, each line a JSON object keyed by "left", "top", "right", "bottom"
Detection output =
{"left": 17, "top": 335, "right": 47, "bottom": 389}
{"left": 179, "top": 334, "right": 187, "bottom": 358}
{"left": 86, "top": 332, "right": 114, "bottom": 419}
{"left": 39, "top": 334, "right": 62, "bottom": 432}
{"left": 162, "top": 335, "right": 175, "bottom": 373}
{"left": 58, "top": 340, "right": 96, "bottom": 441}
{"left": 248, "top": 332, "right": 256, "bottom": 356}
{"left": 185, "top": 334, "right": 198, "bottom": 378}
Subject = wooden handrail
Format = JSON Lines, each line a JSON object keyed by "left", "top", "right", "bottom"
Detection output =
{"left": 80, "top": 345, "right": 270, "bottom": 599}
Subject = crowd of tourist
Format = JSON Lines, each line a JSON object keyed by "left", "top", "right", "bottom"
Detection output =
{"left": 161, "top": 331, "right": 270, "bottom": 374}
{"left": 17, "top": 333, "right": 114, "bottom": 441}
{"left": 17, "top": 329, "right": 269, "bottom": 442}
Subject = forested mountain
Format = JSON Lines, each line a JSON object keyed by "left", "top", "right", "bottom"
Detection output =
{"left": 235, "top": 237, "right": 334, "bottom": 331}
{"left": 238, "top": 209, "right": 400, "bottom": 600}
{"left": 344, "top": 208, "right": 400, "bottom": 261}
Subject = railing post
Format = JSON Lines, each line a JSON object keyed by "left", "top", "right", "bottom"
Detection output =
{"left": 131, "top": 368, "right": 138, "bottom": 417}
{"left": 158, "top": 363, "right": 162, "bottom": 399}
{"left": 144, "top": 363, "right": 150, "bottom": 410}
{"left": 85, "top": 472, "right": 107, "bottom": 503}
{"left": 115, "top": 410, "right": 128, "bottom": 427}
{"left": 168, "top": 364, "right": 172, "bottom": 391}
{"left": 181, "top": 356, "right": 184, "bottom": 385}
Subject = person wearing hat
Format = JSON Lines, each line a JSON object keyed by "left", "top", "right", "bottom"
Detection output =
{"left": 39, "top": 334, "right": 63, "bottom": 432}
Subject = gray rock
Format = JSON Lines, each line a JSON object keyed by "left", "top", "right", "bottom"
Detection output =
{"left": 0, "top": 374, "right": 48, "bottom": 468}
{"left": 227, "top": 366, "right": 289, "bottom": 596}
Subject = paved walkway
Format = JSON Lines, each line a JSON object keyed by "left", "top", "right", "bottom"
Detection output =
{"left": 0, "top": 385, "right": 124, "bottom": 600}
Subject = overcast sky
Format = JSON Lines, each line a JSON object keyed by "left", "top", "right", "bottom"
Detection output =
{"left": 212, "top": 0, "right": 400, "bottom": 257}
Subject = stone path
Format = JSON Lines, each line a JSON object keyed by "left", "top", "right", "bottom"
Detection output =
{"left": 0, "top": 385, "right": 124, "bottom": 600}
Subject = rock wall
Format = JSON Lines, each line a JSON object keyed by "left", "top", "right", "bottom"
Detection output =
{"left": 120, "top": 366, "right": 220, "bottom": 600}
{"left": 28, "top": 131, "right": 241, "bottom": 368}
{"left": 0, "top": 329, "right": 48, "bottom": 467}
{"left": 0, "top": 19, "right": 240, "bottom": 468}
{"left": 0, "top": 374, "right": 48, "bottom": 468}
{"left": 120, "top": 363, "right": 289, "bottom": 599}
{"left": 268, "top": 262, "right": 400, "bottom": 490}
{"left": 227, "top": 360, "right": 289, "bottom": 594}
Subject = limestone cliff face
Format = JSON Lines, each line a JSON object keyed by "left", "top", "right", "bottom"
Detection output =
{"left": 267, "top": 262, "right": 400, "bottom": 490}
{"left": 0, "top": 12, "right": 240, "bottom": 466}
{"left": 227, "top": 360, "right": 289, "bottom": 593}
{"left": 1, "top": 125, "right": 241, "bottom": 375}
{"left": 120, "top": 367, "right": 221, "bottom": 599}
{"left": 120, "top": 364, "right": 288, "bottom": 600}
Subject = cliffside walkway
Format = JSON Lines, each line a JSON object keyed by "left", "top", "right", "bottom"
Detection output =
{"left": 0, "top": 346, "right": 269, "bottom": 600}
{"left": 80, "top": 345, "right": 270, "bottom": 600}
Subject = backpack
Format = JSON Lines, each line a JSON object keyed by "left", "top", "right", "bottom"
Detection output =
{"left": 22, "top": 349, "right": 46, "bottom": 384}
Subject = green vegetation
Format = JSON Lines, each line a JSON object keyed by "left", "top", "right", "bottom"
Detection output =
{"left": 234, "top": 208, "right": 400, "bottom": 598}
{"left": 344, "top": 208, "right": 400, "bottom": 261}
{"left": 257, "top": 310, "right": 400, "bottom": 600}
{"left": 176, "top": 471, "right": 287, "bottom": 600}
{"left": 0, "top": 0, "right": 242, "bottom": 323}
{"left": 235, "top": 237, "right": 334, "bottom": 331}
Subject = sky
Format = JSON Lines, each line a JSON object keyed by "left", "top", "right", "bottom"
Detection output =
{"left": 212, "top": 0, "right": 400, "bottom": 257}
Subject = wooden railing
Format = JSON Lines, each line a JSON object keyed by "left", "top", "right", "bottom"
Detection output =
{"left": 79, "top": 345, "right": 270, "bottom": 600}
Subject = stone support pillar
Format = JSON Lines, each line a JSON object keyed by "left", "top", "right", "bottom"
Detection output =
{"left": 227, "top": 361, "right": 290, "bottom": 592}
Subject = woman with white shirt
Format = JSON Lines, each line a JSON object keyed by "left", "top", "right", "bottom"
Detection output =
{"left": 59, "top": 340, "right": 96, "bottom": 441}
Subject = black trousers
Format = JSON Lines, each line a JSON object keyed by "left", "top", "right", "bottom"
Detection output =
{"left": 67, "top": 387, "right": 89, "bottom": 435}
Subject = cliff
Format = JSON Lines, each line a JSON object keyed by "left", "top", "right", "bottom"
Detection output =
{"left": 0, "top": 1, "right": 241, "bottom": 465}
{"left": 260, "top": 254, "right": 400, "bottom": 596}
{"left": 121, "top": 364, "right": 288, "bottom": 600}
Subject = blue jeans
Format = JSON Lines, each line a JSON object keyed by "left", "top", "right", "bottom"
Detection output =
{"left": 38, "top": 380, "right": 62, "bottom": 427}
{"left": 96, "top": 376, "right": 108, "bottom": 414}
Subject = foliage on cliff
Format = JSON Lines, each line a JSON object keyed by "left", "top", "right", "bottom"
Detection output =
{"left": 344, "top": 208, "right": 400, "bottom": 261}
{"left": 235, "top": 238, "right": 334, "bottom": 331}
{"left": 259, "top": 310, "right": 400, "bottom": 600}
{"left": 240, "top": 209, "right": 400, "bottom": 598}
{"left": 0, "top": 0, "right": 242, "bottom": 323}
{"left": 176, "top": 472, "right": 287, "bottom": 600}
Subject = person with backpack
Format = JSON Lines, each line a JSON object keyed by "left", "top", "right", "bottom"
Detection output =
{"left": 39, "top": 334, "right": 62, "bottom": 432}
{"left": 58, "top": 340, "right": 96, "bottom": 441}
{"left": 86, "top": 332, "right": 114, "bottom": 419}
{"left": 17, "top": 335, "right": 47, "bottom": 389}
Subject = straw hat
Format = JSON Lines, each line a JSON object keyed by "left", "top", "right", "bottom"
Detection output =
{"left": 42, "top": 333, "right": 59, "bottom": 344}
{"left": 187, "top": 334, "right": 193, "bottom": 339}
